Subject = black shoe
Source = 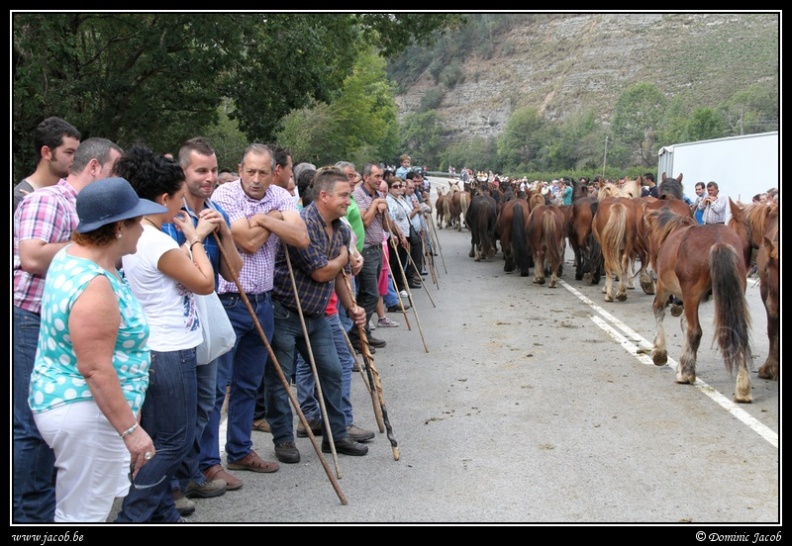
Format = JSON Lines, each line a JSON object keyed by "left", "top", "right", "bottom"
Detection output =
{"left": 274, "top": 441, "right": 301, "bottom": 464}
{"left": 409, "top": 280, "right": 422, "bottom": 289}
{"left": 352, "top": 341, "right": 375, "bottom": 354}
{"left": 296, "top": 418, "right": 322, "bottom": 438}
{"left": 322, "top": 438, "right": 369, "bottom": 456}
{"left": 368, "top": 336, "right": 386, "bottom": 348}
{"left": 387, "top": 304, "right": 410, "bottom": 312}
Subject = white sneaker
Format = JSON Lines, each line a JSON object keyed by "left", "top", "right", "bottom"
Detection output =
{"left": 369, "top": 318, "right": 377, "bottom": 331}
{"left": 399, "top": 290, "right": 409, "bottom": 298}
{"left": 377, "top": 316, "right": 400, "bottom": 328}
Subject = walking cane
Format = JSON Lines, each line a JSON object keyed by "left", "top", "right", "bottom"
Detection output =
{"left": 283, "top": 250, "right": 342, "bottom": 478}
{"left": 421, "top": 228, "right": 439, "bottom": 289}
{"left": 341, "top": 327, "right": 385, "bottom": 433}
{"left": 428, "top": 211, "right": 447, "bottom": 274}
{"left": 384, "top": 240, "right": 411, "bottom": 331}
{"left": 342, "top": 271, "right": 400, "bottom": 461}
{"left": 383, "top": 217, "right": 430, "bottom": 353}
{"left": 211, "top": 233, "right": 347, "bottom": 504}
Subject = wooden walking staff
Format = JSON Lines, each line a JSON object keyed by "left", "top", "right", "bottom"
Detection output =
{"left": 402, "top": 248, "right": 436, "bottom": 309}
{"left": 427, "top": 208, "right": 447, "bottom": 274}
{"left": 419, "top": 228, "right": 438, "bottom": 289}
{"left": 383, "top": 215, "right": 430, "bottom": 353}
{"left": 211, "top": 233, "right": 348, "bottom": 504}
{"left": 383, "top": 239, "right": 411, "bottom": 331}
{"left": 283, "top": 250, "right": 342, "bottom": 479}
{"left": 342, "top": 271, "right": 400, "bottom": 461}
{"left": 340, "top": 327, "right": 385, "bottom": 433}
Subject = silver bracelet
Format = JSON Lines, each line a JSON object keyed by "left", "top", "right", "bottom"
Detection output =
{"left": 119, "top": 423, "right": 138, "bottom": 438}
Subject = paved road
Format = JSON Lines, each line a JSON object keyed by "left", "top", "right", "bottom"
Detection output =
{"left": 168, "top": 180, "right": 778, "bottom": 527}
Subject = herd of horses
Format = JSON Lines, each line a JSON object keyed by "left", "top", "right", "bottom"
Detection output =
{"left": 434, "top": 175, "right": 779, "bottom": 403}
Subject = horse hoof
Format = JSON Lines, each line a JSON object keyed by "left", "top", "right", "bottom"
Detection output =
{"left": 641, "top": 281, "right": 655, "bottom": 295}
{"left": 734, "top": 393, "right": 753, "bottom": 404}
{"left": 675, "top": 372, "right": 695, "bottom": 385}
{"left": 670, "top": 304, "right": 683, "bottom": 317}
{"left": 616, "top": 293, "right": 627, "bottom": 302}
{"left": 604, "top": 294, "right": 613, "bottom": 302}
{"left": 757, "top": 364, "right": 779, "bottom": 381}
{"left": 652, "top": 351, "right": 667, "bottom": 366}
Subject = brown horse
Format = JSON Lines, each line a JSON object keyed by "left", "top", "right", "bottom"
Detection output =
{"left": 566, "top": 196, "right": 602, "bottom": 284}
{"left": 646, "top": 208, "right": 752, "bottom": 403}
{"left": 466, "top": 193, "right": 498, "bottom": 261}
{"left": 496, "top": 198, "right": 531, "bottom": 275}
{"left": 592, "top": 197, "right": 640, "bottom": 302}
{"left": 728, "top": 200, "right": 779, "bottom": 380}
{"left": 527, "top": 203, "right": 566, "bottom": 288}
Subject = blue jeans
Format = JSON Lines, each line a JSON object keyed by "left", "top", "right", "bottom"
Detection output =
{"left": 117, "top": 348, "right": 197, "bottom": 523}
{"left": 200, "top": 292, "right": 273, "bottom": 467}
{"left": 173, "top": 358, "right": 217, "bottom": 490}
{"left": 266, "top": 301, "right": 348, "bottom": 444}
{"left": 13, "top": 306, "right": 56, "bottom": 522}
{"left": 384, "top": 275, "right": 399, "bottom": 308}
{"left": 295, "top": 313, "right": 355, "bottom": 426}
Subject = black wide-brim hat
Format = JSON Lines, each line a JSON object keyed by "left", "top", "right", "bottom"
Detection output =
{"left": 76, "top": 177, "right": 168, "bottom": 233}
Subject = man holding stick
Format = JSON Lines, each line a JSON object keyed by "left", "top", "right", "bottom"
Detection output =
{"left": 265, "top": 167, "right": 370, "bottom": 462}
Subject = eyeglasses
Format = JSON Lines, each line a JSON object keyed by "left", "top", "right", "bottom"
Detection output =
{"left": 391, "top": 184, "right": 402, "bottom": 189}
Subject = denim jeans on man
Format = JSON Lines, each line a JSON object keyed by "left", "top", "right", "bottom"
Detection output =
{"left": 295, "top": 313, "right": 355, "bottom": 426}
{"left": 13, "top": 306, "right": 56, "bottom": 522}
{"left": 116, "top": 348, "right": 197, "bottom": 523}
{"left": 173, "top": 358, "right": 218, "bottom": 490}
{"left": 266, "top": 301, "right": 348, "bottom": 444}
{"left": 199, "top": 292, "right": 273, "bottom": 468}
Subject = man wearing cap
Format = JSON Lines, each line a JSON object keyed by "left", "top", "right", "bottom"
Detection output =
{"left": 13, "top": 137, "right": 123, "bottom": 522}
{"left": 198, "top": 143, "right": 308, "bottom": 483}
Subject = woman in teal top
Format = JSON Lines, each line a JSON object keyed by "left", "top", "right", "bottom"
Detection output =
{"left": 28, "top": 177, "right": 165, "bottom": 522}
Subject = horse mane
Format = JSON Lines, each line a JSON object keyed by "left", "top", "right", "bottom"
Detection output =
{"left": 657, "top": 178, "right": 684, "bottom": 200}
{"left": 598, "top": 183, "right": 617, "bottom": 200}
{"left": 528, "top": 191, "right": 546, "bottom": 211}
{"left": 729, "top": 200, "right": 778, "bottom": 248}
{"left": 648, "top": 207, "right": 696, "bottom": 247}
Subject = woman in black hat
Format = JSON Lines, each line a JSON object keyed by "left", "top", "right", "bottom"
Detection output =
{"left": 29, "top": 177, "right": 165, "bottom": 522}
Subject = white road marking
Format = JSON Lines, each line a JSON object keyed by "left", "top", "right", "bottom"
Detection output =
{"left": 561, "top": 279, "right": 778, "bottom": 449}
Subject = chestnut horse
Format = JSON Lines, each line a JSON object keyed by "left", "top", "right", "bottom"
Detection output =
{"left": 728, "top": 200, "right": 779, "bottom": 380}
{"left": 496, "top": 198, "right": 531, "bottom": 276}
{"left": 646, "top": 208, "right": 752, "bottom": 403}
{"left": 527, "top": 203, "right": 566, "bottom": 287}
{"left": 592, "top": 197, "right": 640, "bottom": 302}
{"left": 566, "top": 196, "right": 602, "bottom": 284}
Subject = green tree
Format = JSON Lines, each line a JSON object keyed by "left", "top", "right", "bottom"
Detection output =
{"left": 398, "top": 110, "right": 446, "bottom": 168}
{"left": 611, "top": 83, "right": 668, "bottom": 167}
{"left": 685, "top": 107, "right": 724, "bottom": 141}
{"left": 276, "top": 101, "right": 344, "bottom": 167}
{"left": 497, "top": 106, "right": 545, "bottom": 172}
{"left": 331, "top": 49, "right": 400, "bottom": 164}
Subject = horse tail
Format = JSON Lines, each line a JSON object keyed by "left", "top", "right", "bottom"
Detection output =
{"left": 512, "top": 203, "right": 530, "bottom": 275}
{"left": 710, "top": 244, "right": 752, "bottom": 376}
{"left": 542, "top": 209, "right": 563, "bottom": 272}
{"left": 601, "top": 202, "right": 627, "bottom": 276}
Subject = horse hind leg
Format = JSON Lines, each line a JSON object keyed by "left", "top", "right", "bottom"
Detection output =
{"left": 675, "top": 299, "right": 702, "bottom": 385}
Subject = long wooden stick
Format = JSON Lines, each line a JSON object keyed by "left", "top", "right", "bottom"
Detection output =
{"left": 212, "top": 233, "right": 347, "bottom": 504}
{"left": 283, "top": 250, "right": 342, "bottom": 478}
{"left": 341, "top": 327, "right": 385, "bottom": 433}
{"left": 384, "top": 239, "right": 411, "bottom": 330}
{"left": 421, "top": 225, "right": 439, "bottom": 288}
{"left": 342, "top": 271, "right": 399, "bottom": 461}
{"left": 428, "top": 206, "right": 448, "bottom": 274}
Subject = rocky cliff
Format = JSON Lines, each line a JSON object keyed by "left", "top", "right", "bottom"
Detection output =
{"left": 393, "top": 13, "right": 779, "bottom": 142}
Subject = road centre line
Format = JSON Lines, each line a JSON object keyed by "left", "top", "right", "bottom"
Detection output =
{"left": 561, "top": 279, "right": 778, "bottom": 449}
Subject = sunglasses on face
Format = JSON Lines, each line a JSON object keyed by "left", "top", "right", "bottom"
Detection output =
{"left": 391, "top": 184, "right": 402, "bottom": 189}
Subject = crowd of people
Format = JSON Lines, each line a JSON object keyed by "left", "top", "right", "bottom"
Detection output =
{"left": 12, "top": 117, "right": 439, "bottom": 523}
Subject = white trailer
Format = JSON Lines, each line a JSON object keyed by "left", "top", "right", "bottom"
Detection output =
{"left": 656, "top": 131, "right": 779, "bottom": 221}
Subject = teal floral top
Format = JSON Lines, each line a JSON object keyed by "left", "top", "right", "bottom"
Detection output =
{"left": 29, "top": 247, "right": 151, "bottom": 415}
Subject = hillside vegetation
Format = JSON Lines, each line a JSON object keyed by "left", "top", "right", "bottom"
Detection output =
{"left": 388, "top": 13, "right": 779, "bottom": 149}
